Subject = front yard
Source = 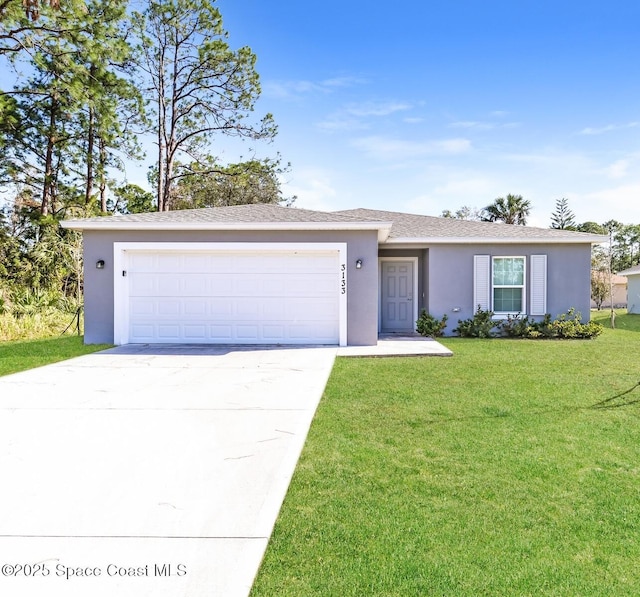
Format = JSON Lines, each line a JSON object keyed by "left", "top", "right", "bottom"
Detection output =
{"left": 251, "top": 311, "right": 640, "bottom": 596}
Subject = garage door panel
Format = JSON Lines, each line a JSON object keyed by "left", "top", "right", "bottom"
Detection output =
{"left": 131, "top": 323, "right": 155, "bottom": 339}
{"left": 130, "top": 274, "right": 155, "bottom": 294}
{"left": 156, "top": 277, "right": 181, "bottom": 295}
{"left": 261, "top": 299, "right": 286, "bottom": 318}
{"left": 210, "top": 325, "right": 233, "bottom": 340}
{"left": 157, "top": 254, "right": 181, "bottom": 270}
{"left": 130, "top": 298, "right": 155, "bottom": 316}
{"left": 262, "top": 325, "right": 286, "bottom": 341}
{"left": 235, "top": 299, "right": 261, "bottom": 317}
{"left": 158, "top": 325, "right": 180, "bottom": 340}
{"left": 184, "top": 325, "right": 206, "bottom": 339}
{"left": 157, "top": 300, "right": 181, "bottom": 316}
{"left": 182, "top": 276, "right": 208, "bottom": 294}
{"left": 184, "top": 300, "right": 207, "bottom": 316}
{"left": 126, "top": 249, "right": 340, "bottom": 345}
{"left": 236, "top": 325, "right": 259, "bottom": 340}
{"left": 129, "top": 253, "right": 155, "bottom": 269}
{"left": 210, "top": 299, "right": 234, "bottom": 316}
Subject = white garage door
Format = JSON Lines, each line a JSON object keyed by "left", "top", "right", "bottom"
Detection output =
{"left": 124, "top": 249, "right": 341, "bottom": 344}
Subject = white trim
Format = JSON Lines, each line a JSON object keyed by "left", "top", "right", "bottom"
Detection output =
{"left": 492, "top": 256, "right": 527, "bottom": 316}
{"left": 378, "top": 257, "right": 419, "bottom": 332}
{"left": 113, "top": 242, "right": 348, "bottom": 347}
{"left": 64, "top": 220, "right": 392, "bottom": 242}
{"left": 385, "top": 235, "right": 607, "bottom": 245}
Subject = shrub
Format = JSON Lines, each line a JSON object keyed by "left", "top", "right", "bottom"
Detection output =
{"left": 453, "top": 306, "right": 500, "bottom": 338}
{"left": 505, "top": 309, "right": 604, "bottom": 340}
{"left": 453, "top": 307, "right": 604, "bottom": 340}
{"left": 500, "top": 313, "right": 533, "bottom": 338}
{"left": 540, "top": 308, "right": 604, "bottom": 339}
{"left": 416, "top": 310, "right": 448, "bottom": 337}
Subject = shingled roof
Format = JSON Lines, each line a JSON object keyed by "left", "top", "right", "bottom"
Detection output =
{"left": 335, "top": 208, "right": 606, "bottom": 243}
{"left": 65, "top": 203, "right": 358, "bottom": 224}
{"left": 62, "top": 204, "right": 607, "bottom": 244}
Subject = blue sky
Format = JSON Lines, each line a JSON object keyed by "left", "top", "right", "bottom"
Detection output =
{"left": 207, "top": 0, "right": 640, "bottom": 226}
{"left": 3, "top": 1, "right": 639, "bottom": 227}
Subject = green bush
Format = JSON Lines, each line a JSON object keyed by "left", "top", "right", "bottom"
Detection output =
{"left": 538, "top": 308, "right": 604, "bottom": 339}
{"left": 453, "top": 306, "right": 500, "bottom": 338}
{"left": 454, "top": 307, "right": 604, "bottom": 340}
{"left": 416, "top": 310, "right": 448, "bottom": 337}
{"left": 500, "top": 313, "right": 533, "bottom": 338}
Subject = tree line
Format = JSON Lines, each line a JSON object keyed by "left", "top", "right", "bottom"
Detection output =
{"left": 0, "top": 0, "right": 292, "bottom": 315}
{"left": 442, "top": 195, "right": 640, "bottom": 274}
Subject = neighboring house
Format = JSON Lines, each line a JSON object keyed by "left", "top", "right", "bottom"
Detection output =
{"left": 61, "top": 205, "right": 607, "bottom": 346}
{"left": 590, "top": 273, "right": 628, "bottom": 310}
{"left": 617, "top": 265, "right": 640, "bottom": 314}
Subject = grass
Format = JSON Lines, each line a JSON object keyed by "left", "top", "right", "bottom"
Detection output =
{"left": 0, "top": 335, "right": 111, "bottom": 377}
{"left": 251, "top": 310, "right": 640, "bottom": 596}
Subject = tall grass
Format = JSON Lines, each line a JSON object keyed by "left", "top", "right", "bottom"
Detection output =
{"left": 0, "top": 286, "right": 82, "bottom": 342}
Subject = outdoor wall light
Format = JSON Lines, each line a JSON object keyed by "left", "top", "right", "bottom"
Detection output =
{"left": 355, "top": 259, "right": 363, "bottom": 269}
{"left": 96, "top": 259, "right": 105, "bottom": 269}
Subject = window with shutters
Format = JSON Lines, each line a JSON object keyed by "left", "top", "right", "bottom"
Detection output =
{"left": 474, "top": 254, "right": 547, "bottom": 317}
{"left": 492, "top": 256, "right": 525, "bottom": 313}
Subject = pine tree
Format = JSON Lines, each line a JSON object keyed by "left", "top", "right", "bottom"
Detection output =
{"left": 550, "top": 198, "right": 576, "bottom": 230}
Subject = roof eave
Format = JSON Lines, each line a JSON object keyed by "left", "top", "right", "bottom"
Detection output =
{"left": 617, "top": 269, "right": 640, "bottom": 277}
{"left": 60, "top": 220, "right": 393, "bottom": 242}
{"left": 384, "top": 235, "right": 609, "bottom": 245}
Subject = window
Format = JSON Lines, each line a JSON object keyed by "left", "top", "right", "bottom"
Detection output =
{"left": 473, "top": 255, "right": 547, "bottom": 317}
{"left": 492, "top": 257, "right": 525, "bottom": 313}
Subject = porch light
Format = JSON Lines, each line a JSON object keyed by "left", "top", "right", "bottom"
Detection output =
{"left": 355, "top": 259, "right": 363, "bottom": 269}
{"left": 96, "top": 260, "right": 105, "bottom": 269}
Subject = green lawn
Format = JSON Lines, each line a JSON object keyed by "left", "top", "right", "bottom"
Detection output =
{"left": 0, "top": 336, "right": 111, "bottom": 377}
{"left": 251, "top": 311, "right": 640, "bottom": 596}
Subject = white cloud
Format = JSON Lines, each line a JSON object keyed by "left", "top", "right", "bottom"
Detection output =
{"left": 578, "top": 183, "right": 640, "bottom": 223}
{"left": 449, "top": 120, "right": 520, "bottom": 131}
{"left": 316, "top": 101, "right": 413, "bottom": 132}
{"left": 316, "top": 116, "right": 369, "bottom": 132}
{"left": 344, "top": 101, "right": 412, "bottom": 118}
{"left": 281, "top": 168, "right": 342, "bottom": 212}
{"left": 579, "top": 122, "right": 639, "bottom": 135}
{"left": 350, "top": 136, "right": 471, "bottom": 160}
{"left": 604, "top": 159, "right": 630, "bottom": 179}
{"left": 450, "top": 121, "right": 495, "bottom": 130}
{"left": 404, "top": 176, "right": 498, "bottom": 215}
{"left": 263, "top": 76, "right": 366, "bottom": 100}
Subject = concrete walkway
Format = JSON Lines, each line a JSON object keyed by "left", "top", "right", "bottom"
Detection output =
{"left": 0, "top": 345, "right": 337, "bottom": 597}
{"left": 338, "top": 335, "right": 453, "bottom": 357}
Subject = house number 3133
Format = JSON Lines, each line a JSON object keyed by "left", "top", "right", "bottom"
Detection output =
{"left": 340, "top": 264, "right": 346, "bottom": 294}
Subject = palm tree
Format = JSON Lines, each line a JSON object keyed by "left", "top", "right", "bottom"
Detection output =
{"left": 481, "top": 194, "right": 531, "bottom": 225}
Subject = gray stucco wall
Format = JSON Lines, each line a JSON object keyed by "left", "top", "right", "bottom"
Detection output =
{"left": 425, "top": 243, "right": 593, "bottom": 335}
{"left": 82, "top": 229, "right": 379, "bottom": 345}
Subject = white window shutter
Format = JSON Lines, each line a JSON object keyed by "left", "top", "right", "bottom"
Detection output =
{"left": 530, "top": 254, "right": 547, "bottom": 315}
{"left": 473, "top": 255, "right": 491, "bottom": 311}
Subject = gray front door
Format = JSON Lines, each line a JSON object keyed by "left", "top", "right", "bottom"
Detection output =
{"left": 381, "top": 260, "right": 415, "bottom": 332}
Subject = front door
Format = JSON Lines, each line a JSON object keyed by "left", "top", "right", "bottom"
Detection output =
{"left": 381, "top": 260, "right": 415, "bottom": 332}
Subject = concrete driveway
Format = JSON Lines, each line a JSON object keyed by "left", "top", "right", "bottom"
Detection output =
{"left": 0, "top": 344, "right": 337, "bottom": 597}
